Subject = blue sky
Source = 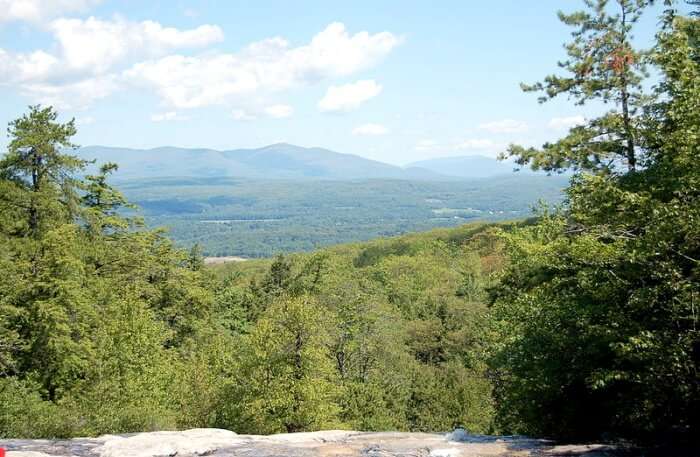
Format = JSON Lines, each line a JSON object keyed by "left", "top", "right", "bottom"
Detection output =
{"left": 0, "top": 0, "right": 676, "bottom": 165}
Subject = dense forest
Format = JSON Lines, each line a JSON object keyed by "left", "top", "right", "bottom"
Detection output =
{"left": 118, "top": 175, "right": 567, "bottom": 257}
{"left": 0, "top": 0, "right": 698, "bottom": 451}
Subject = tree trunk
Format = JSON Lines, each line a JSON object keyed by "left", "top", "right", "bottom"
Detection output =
{"left": 619, "top": 2, "right": 636, "bottom": 172}
{"left": 29, "top": 148, "right": 42, "bottom": 235}
{"left": 620, "top": 84, "right": 636, "bottom": 171}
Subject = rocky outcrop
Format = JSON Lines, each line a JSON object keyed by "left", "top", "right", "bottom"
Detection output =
{"left": 1, "top": 428, "right": 617, "bottom": 457}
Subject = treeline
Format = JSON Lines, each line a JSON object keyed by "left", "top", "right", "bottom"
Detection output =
{"left": 1, "top": 0, "right": 698, "bottom": 448}
{"left": 0, "top": 106, "right": 226, "bottom": 435}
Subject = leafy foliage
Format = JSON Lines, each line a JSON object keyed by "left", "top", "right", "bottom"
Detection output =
{"left": 0, "top": 106, "right": 227, "bottom": 436}
{"left": 490, "top": 1, "right": 700, "bottom": 444}
{"left": 0, "top": 107, "right": 498, "bottom": 437}
{"left": 1, "top": 3, "right": 697, "bottom": 448}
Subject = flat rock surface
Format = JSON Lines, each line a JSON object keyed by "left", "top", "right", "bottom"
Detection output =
{"left": 0, "top": 428, "right": 618, "bottom": 457}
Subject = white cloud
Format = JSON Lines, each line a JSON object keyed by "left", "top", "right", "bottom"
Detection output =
{"left": 415, "top": 139, "right": 438, "bottom": 151}
{"left": 0, "top": 0, "right": 101, "bottom": 23}
{"left": 50, "top": 16, "right": 224, "bottom": 73}
{"left": 231, "top": 109, "right": 257, "bottom": 121}
{"left": 318, "top": 79, "right": 382, "bottom": 113}
{"left": 0, "top": 49, "right": 59, "bottom": 82}
{"left": 1, "top": 20, "right": 398, "bottom": 110}
{"left": 455, "top": 138, "right": 496, "bottom": 150}
{"left": 353, "top": 123, "right": 388, "bottom": 135}
{"left": 548, "top": 115, "right": 586, "bottom": 129}
{"left": 264, "top": 104, "right": 293, "bottom": 118}
{"left": 16, "top": 75, "right": 119, "bottom": 109}
{"left": 127, "top": 23, "right": 399, "bottom": 109}
{"left": 301, "top": 22, "right": 400, "bottom": 76}
{"left": 0, "top": 17, "right": 223, "bottom": 108}
{"left": 125, "top": 54, "right": 258, "bottom": 109}
{"left": 478, "top": 119, "right": 528, "bottom": 134}
{"left": 151, "top": 111, "right": 189, "bottom": 122}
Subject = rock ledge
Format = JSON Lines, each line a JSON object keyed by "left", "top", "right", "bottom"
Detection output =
{"left": 1, "top": 428, "right": 617, "bottom": 457}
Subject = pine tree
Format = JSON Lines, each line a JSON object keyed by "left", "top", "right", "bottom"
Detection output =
{"left": 503, "top": 0, "right": 653, "bottom": 174}
{"left": 1, "top": 106, "right": 85, "bottom": 237}
{"left": 0, "top": 106, "right": 95, "bottom": 400}
{"left": 0, "top": 106, "right": 223, "bottom": 434}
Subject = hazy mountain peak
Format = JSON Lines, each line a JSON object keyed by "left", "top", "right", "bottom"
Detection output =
{"left": 75, "top": 144, "right": 450, "bottom": 181}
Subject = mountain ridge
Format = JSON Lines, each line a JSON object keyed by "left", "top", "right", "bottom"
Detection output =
{"left": 406, "top": 155, "right": 525, "bottom": 178}
{"left": 75, "top": 144, "right": 544, "bottom": 181}
{"left": 75, "top": 143, "right": 452, "bottom": 181}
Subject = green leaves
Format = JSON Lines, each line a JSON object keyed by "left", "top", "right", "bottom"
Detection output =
{"left": 219, "top": 294, "right": 341, "bottom": 434}
{"left": 2, "top": 106, "right": 86, "bottom": 237}
{"left": 0, "top": 105, "right": 229, "bottom": 437}
{"left": 489, "top": 7, "right": 700, "bottom": 444}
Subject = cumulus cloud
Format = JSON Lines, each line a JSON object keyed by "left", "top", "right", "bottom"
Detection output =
{"left": 264, "top": 104, "right": 293, "bottom": 118}
{"left": 353, "top": 123, "right": 388, "bottom": 135}
{"left": 151, "top": 111, "right": 189, "bottom": 122}
{"left": 14, "top": 74, "right": 119, "bottom": 109}
{"left": 1, "top": 19, "right": 398, "bottom": 111}
{"left": 0, "top": 49, "right": 60, "bottom": 83}
{"left": 318, "top": 80, "right": 382, "bottom": 113}
{"left": 127, "top": 24, "right": 398, "bottom": 109}
{"left": 478, "top": 119, "right": 528, "bottom": 134}
{"left": 548, "top": 115, "right": 586, "bottom": 130}
{"left": 0, "top": 0, "right": 101, "bottom": 23}
{"left": 50, "top": 16, "right": 224, "bottom": 73}
{"left": 0, "top": 17, "right": 223, "bottom": 108}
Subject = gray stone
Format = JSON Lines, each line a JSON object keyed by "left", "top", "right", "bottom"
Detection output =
{"left": 0, "top": 429, "right": 619, "bottom": 457}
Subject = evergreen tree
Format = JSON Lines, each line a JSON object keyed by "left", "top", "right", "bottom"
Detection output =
{"left": 0, "top": 106, "right": 94, "bottom": 400}
{"left": 503, "top": 0, "right": 652, "bottom": 173}
{"left": 1, "top": 106, "right": 84, "bottom": 237}
{"left": 0, "top": 105, "right": 224, "bottom": 436}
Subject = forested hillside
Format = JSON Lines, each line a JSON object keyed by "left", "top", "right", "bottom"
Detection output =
{"left": 208, "top": 223, "right": 503, "bottom": 434}
{"left": 118, "top": 175, "right": 567, "bottom": 257}
{"left": 0, "top": 0, "right": 698, "bottom": 452}
{"left": 2, "top": 129, "right": 504, "bottom": 433}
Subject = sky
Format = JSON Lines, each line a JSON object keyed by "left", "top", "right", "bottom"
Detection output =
{"left": 0, "top": 0, "right": 678, "bottom": 165}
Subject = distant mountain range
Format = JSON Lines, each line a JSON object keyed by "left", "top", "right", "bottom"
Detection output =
{"left": 406, "top": 155, "right": 526, "bottom": 178}
{"left": 75, "top": 143, "right": 449, "bottom": 180}
{"left": 74, "top": 143, "right": 534, "bottom": 181}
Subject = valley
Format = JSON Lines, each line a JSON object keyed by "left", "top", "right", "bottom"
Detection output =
{"left": 116, "top": 174, "right": 568, "bottom": 256}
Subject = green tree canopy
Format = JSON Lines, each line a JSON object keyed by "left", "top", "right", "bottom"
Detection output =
{"left": 490, "top": 2, "right": 699, "bottom": 444}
